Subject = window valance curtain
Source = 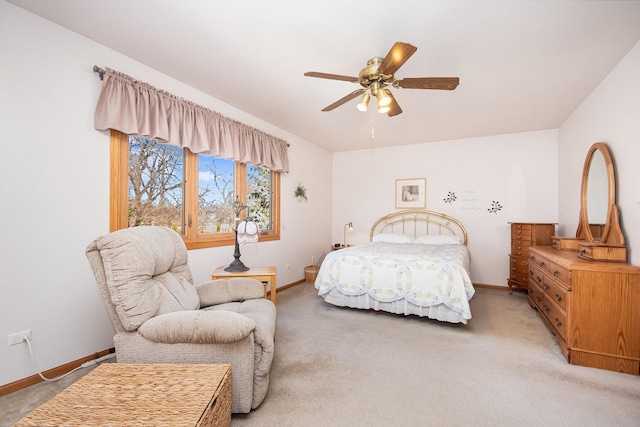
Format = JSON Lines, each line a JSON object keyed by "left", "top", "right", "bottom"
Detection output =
{"left": 94, "top": 67, "right": 289, "bottom": 173}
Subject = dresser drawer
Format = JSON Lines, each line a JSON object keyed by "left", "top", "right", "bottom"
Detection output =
{"left": 511, "top": 223, "right": 532, "bottom": 234}
{"left": 510, "top": 270, "right": 529, "bottom": 284}
{"left": 543, "top": 275, "right": 568, "bottom": 311}
{"left": 511, "top": 240, "right": 531, "bottom": 255}
{"left": 529, "top": 254, "right": 571, "bottom": 286}
{"left": 528, "top": 279, "right": 544, "bottom": 309}
{"left": 510, "top": 255, "right": 529, "bottom": 270}
{"left": 529, "top": 263, "right": 545, "bottom": 289}
{"left": 542, "top": 295, "right": 567, "bottom": 340}
{"left": 511, "top": 231, "right": 532, "bottom": 242}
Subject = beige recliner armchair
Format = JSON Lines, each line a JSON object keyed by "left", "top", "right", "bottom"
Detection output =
{"left": 85, "top": 226, "right": 276, "bottom": 414}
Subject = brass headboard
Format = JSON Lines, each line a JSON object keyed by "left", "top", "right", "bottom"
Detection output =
{"left": 370, "top": 209, "right": 468, "bottom": 245}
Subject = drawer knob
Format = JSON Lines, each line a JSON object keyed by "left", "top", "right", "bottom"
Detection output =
{"left": 555, "top": 293, "right": 562, "bottom": 302}
{"left": 544, "top": 284, "right": 550, "bottom": 290}
{"left": 553, "top": 270, "right": 559, "bottom": 276}
{"left": 540, "top": 262, "right": 546, "bottom": 267}
{"left": 580, "top": 249, "right": 586, "bottom": 255}
{"left": 555, "top": 318, "right": 563, "bottom": 327}
{"left": 543, "top": 305, "right": 550, "bottom": 313}
{"left": 536, "top": 276, "right": 542, "bottom": 283}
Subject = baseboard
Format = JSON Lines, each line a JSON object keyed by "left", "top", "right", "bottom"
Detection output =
{"left": 472, "top": 283, "right": 511, "bottom": 291}
{"left": 0, "top": 348, "right": 115, "bottom": 397}
{"left": 270, "top": 279, "right": 305, "bottom": 296}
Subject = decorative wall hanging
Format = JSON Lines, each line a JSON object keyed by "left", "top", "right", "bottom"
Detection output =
{"left": 443, "top": 191, "right": 457, "bottom": 204}
{"left": 488, "top": 200, "right": 503, "bottom": 214}
{"left": 294, "top": 183, "right": 308, "bottom": 202}
{"left": 395, "top": 178, "right": 426, "bottom": 209}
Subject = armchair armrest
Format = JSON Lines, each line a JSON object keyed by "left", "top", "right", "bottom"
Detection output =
{"left": 196, "top": 278, "right": 265, "bottom": 307}
{"left": 138, "top": 310, "right": 256, "bottom": 344}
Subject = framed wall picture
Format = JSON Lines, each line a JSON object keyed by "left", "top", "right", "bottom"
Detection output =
{"left": 395, "top": 178, "right": 426, "bottom": 209}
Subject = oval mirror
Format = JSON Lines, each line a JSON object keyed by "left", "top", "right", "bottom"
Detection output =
{"left": 585, "top": 149, "right": 608, "bottom": 241}
{"left": 576, "top": 142, "right": 624, "bottom": 246}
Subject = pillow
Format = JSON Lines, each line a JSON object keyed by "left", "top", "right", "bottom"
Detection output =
{"left": 413, "top": 235, "right": 461, "bottom": 245}
{"left": 372, "top": 233, "right": 413, "bottom": 244}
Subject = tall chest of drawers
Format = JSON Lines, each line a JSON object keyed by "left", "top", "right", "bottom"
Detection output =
{"left": 528, "top": 246, "right": 640, "bottom": 375}
{"left": 508, "top": 222, "right": 555, "bottom": 294}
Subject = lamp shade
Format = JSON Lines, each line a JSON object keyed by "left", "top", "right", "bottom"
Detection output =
{"left": 237, "top": 218, "right": 259, "bottom": 244}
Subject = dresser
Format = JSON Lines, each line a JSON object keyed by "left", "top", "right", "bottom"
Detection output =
{"left": 508, "top": 222, "right": 555, "bottom": 294}
{"left": 528, "top": 246, "right": 640, "bottom": 375}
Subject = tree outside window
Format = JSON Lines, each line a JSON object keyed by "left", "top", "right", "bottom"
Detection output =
{"left": 110, "top": 130, "right": 280, "bottom": 249}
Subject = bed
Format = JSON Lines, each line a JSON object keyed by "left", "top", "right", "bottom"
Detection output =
{"left": 314, "top": 210, "right": 474, "bottom": 324}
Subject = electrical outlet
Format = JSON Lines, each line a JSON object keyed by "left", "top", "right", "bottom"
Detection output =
{"left": 8, "top": 329, "right": 32, "bottom": 347}
{"left": 285, "top": 264, "right": 291, "bottom": 270}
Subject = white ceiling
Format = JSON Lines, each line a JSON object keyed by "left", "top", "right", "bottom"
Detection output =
{"left": 8, "top": 0, "right": 640, "bottom": 152}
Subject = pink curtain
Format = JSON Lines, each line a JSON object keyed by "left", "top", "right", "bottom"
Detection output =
{"left": 94, "top": 67, "right": 289, "bottom": 173}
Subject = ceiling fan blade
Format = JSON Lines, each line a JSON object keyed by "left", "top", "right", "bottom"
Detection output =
{"left": 386, "top": 92, "right": 403, "bottom": 117}
{"left": 396, "top": 77, "right": 460, "bottom": 90}
{"left": 304, "top": 71, "right": 359, "bottom": 83}
{"left": 377, "top": 42, "right": 417, "bottom": 76}
{"left": 321, "top": 89, "right": 365, "bottom": 111}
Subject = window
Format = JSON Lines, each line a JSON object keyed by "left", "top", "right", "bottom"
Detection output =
{"left": 110, "top": 130, "right": 280, "bottom": 249}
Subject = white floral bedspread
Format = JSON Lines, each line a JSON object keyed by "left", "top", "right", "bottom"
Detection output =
{"left": 315, "top": 242, "right": 474, "bottom": 319}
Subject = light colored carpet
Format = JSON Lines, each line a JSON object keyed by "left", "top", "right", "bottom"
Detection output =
{"left": 2, "top": 284, "right": 639, "bottom": 426}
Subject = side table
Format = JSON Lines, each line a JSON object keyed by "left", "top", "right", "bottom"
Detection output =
{"left": 211, "top": 266, "right": 277, "bottom": 304}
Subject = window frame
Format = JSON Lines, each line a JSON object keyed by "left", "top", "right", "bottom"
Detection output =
{"left": 109, "top": 130, "right": 280, "bottom": 249}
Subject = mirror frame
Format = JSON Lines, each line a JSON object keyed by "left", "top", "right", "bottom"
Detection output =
{"left": 576, "top": 142, "right": 625, "bottom": 246}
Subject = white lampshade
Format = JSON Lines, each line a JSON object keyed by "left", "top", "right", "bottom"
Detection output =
{"left": 237, "top": 218, "right": 259, "bottom": 244}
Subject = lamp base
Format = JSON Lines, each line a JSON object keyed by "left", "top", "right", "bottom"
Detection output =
{"left": 224, "top": 259, "right": 249, "bottom": 272}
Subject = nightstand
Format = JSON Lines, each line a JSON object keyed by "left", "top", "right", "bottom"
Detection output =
{"left": 331, "top": 244, "right": 350, "bottom": 251}
{"left": 211, "top": 266, "right": 277, "bottom": 304}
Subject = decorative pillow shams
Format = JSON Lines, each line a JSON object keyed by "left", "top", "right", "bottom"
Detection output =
{"left": 413, "top": 235, "right": 461, "bottom": 245}
{"left": 372, "top": 233, "right": 414, "bottom": 244}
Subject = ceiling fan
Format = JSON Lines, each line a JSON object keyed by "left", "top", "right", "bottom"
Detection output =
{"left": 304, "top": 42, "right": 459, "bottom": 117}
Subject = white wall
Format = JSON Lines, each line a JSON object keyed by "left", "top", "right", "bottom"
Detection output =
{"left": 0, "top": 2, "right": 332, "bottom": 387}
{"left": 332, "top": 130, "right": 559, "bottom": 286}
{"left": 558, "top": 39, "right": 640, "bottom": 265}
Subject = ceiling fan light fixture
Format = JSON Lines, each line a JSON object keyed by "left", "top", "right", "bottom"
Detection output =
{"left": 378, "top": 104, "right": 391, "bottom": 114}
{"left": 304, "top": 41, "right": 459, "bottom": 117}
{"left": 376, "top": 88, "right": 392, "bottom": 107}
{"left": 357, "top": 93, "right": 370, "bottom": 111}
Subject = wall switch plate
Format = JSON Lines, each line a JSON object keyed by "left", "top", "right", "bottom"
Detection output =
{"left": 8, "top": 329, "right": 32, "bottom": 346}
{"left": 285, "top": 264, "right": 291, "bottom": 270}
